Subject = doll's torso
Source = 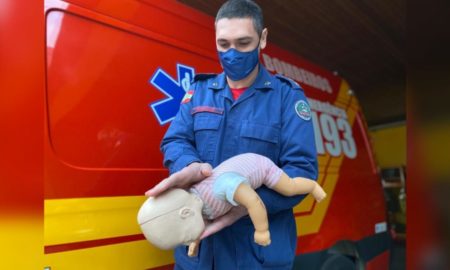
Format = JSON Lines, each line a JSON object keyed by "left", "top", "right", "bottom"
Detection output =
{"left": 190, "top": 153, "right": 282, "bottom": 219}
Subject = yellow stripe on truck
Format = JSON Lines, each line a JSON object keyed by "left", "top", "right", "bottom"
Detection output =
{"left": 45, "top": 196, "right": 147, "bottom": 245}
{"left": 44, "top": 196, "right": 174, "bottom": 269}
{"left": 44, "top": 239, "right": 174, "bottom": 270}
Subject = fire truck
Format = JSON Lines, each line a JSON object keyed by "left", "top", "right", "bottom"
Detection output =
{"left": 2, "top": 0, "right": 391, "bottom": 269}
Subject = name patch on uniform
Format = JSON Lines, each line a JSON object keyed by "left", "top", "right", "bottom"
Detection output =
{"left": 181, "top": 90, "right": 194, "bottom": 104}
{"left": 295, "top": 100, "right": 311, "bottom": 121}
{"left": 191, "top": 106, "right": 224, "bottom": 115}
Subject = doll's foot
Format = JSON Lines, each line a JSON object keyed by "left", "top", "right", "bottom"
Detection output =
{"left": 312, "top": 184, "right": 327, "bottom": 202}
{"left": 254, "top": 230, "right": 271, "bottom": 246}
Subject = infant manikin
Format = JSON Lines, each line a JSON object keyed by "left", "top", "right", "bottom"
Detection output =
{"left": 137, "top": 153, "right": 326, "bottom": 254}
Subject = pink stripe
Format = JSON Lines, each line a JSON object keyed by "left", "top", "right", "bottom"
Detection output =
{"left": 191, "top": 106, "right": 224, "bottom": 115}
{"left": 192, "top": 153, "right": 285, "bottom": 219}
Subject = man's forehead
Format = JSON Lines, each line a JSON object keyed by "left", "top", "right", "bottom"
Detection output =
{"left": 215, "top": 17, "right": 258, "bottom": 39}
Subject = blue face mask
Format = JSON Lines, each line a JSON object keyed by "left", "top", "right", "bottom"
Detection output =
{"left": 218, "top": 44, "right": 260, "bottom": 81}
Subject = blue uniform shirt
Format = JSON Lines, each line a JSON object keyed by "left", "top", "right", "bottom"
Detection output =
{"left": 161, "top": 65, "right": 318, "bottom": 270}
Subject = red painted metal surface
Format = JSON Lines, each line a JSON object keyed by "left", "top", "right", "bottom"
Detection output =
{"left": 366, "top": 250, "right": 390, "bottom": 270}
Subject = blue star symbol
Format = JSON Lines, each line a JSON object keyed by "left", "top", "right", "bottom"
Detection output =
{"left": 149, "top": 64, "right": 195, "bottom": 125}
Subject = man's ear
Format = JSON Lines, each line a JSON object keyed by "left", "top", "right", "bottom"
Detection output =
{"left": 179, "top": 207, "right": 193, "bottom": 219}
{"left": 260, "top": 28, "right": 268, "bottom": 50}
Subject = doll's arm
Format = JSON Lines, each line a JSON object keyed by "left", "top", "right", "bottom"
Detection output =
{"left": 188, "top": 239, "right": 200, "bottom": 257}
{"left": 233, "top": 183, "right": 271, "bottom": 246}
{"left": 272, "top": 172, "right": 327, "bottom": 202}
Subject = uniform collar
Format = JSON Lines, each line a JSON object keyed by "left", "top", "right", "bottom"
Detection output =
{"left": 207, "top": 64, "right": 274, "bottom": 91}
{"left": 253, "top": 64, "right": 275, "bottom": 90}
{"left": 207, "top": 72, "right": 227, "bottom": 90}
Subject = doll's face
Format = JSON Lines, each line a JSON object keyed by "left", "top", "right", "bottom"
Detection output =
{"left": 137, "top": 189, "right": 204, "bottom": 249}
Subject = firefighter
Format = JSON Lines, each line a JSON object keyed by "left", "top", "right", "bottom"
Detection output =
{"left": 146, "top": 0, "right": 318, "bottom": 269}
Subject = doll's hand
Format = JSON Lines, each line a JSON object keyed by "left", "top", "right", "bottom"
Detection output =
{"left": 312, "top": 183, "right": 327, "bottom": 202}
{"left": 254, "top": 230, "right": 271, "bottom": 246}
{"left": 187, "top": 239, "right": 200, "bottom": 257}
{"left": 145, "top": 162, "right": 212, "bottom": 197}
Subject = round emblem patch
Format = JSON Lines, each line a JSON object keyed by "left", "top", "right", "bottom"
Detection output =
{"left": 295, "top": 100, "right": 311, "bottom": 121}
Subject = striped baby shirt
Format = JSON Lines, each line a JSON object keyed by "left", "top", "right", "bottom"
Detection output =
{"left": 190, "top": 153, "right": 283, "bottom": 220}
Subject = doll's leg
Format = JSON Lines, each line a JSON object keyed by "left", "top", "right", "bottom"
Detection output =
{"left": 233, "top": 183, "right": 271, "bottom": 246}
{"left": 272, "top": 172, "right": 327, "bottom": 202}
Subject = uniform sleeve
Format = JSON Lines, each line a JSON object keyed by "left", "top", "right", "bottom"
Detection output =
{"left": 160, "top": 84, "right": 202, "bottom": 174}
{"left": 256, "top": 86, "right": 318, "bottom": 214}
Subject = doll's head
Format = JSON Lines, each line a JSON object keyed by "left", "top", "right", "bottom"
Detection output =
{"left": 137, "top": 188, "right": 204, "bottom": 250}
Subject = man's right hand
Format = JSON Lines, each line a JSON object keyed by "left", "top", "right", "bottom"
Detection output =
{"left": 199, "top": 206, "right": 248, "bottom": 240}
{"left": 145, "top": 162, "right": 212, "bottom": 197}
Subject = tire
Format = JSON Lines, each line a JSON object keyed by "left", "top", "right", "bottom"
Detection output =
{"left": 319, "top": 254, "right": 357, "bottom": 270}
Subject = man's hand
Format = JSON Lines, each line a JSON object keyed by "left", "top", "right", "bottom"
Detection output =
{"left": 145, "top": 162, "right": 212, "bottom": 197}
{"left": 199, "top": 206, "right": 248, "bottom": 240}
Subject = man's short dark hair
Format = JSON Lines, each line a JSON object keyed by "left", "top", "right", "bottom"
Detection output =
{"left": 215, "top": 0, "right": 264, "bottom": 36}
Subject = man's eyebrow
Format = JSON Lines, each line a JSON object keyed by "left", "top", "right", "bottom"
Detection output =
{"left": 237, "top": 37, "right": 252, "bottom": 42}
{"left": 216, "top": 36, "right": 253, "bottom": 43}
{"left": 217, "top": 38, "right": 230, "bottom": 43}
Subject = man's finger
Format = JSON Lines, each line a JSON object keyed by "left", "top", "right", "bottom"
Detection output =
{"left": 145, "top": 181, "right": 168, "bottom": 197}
{"left": 144, "top": 166, "right": 198, "bottom": 196}
{"left": 200, "top": 206, "right": 247, "bottom": 239}
{"left": 200, "top": 217, "right": 234, "bottom": 239}
{"left": 145, "top": 162, "right": 212, "bottom": 197}
{"left": 145, "top": 176, "right": 177, "bottom": 197}
{"left": 200, "top": 163, "right": 213, "bottom": 177}
{"left": 200, "top": 222, "right": 223, "bottom": 239}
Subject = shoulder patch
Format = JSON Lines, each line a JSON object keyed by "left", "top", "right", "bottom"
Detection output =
{"left": 181, "top": 89, "right": 194, "bottom": 104}
{"left": 275, "top": 74, "right": 301, "bottom": 90}
{"left": 295, "top": 100, "right": 311, "bottom": 121}
{"left": 193, "top": 73, "right": 217, "bottom": 83}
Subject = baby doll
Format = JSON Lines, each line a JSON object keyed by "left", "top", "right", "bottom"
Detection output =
{"left": 137, "top": 153, "right": 326, "bottom": 255}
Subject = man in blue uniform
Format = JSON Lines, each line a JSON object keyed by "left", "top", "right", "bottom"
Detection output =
{"left": 146, "top": 0, "right": 318, "bottom": 269}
